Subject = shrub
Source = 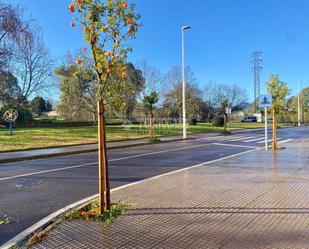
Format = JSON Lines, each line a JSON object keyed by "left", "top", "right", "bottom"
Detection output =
{"left": 0, "top": 109, "right": 4, "bottom": 124}
{"left": 190, "top": 118, "right": 197, "bottom": 125}
{"left": 16, "top": 108, "right": 33, "bottom": 124}
{"left": 149, "top": 138, "right": 161, "bottom": 143}
{"left": 0, "top": 107, "right": 33, "bottom": 125}
{"left": 212, "top": 116, "right": 224, "bottom": 127}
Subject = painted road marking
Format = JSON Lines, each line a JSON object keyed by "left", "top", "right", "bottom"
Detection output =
{"left": 1, "top": 137, "right": 297, "bottom": 248}
{"left": 278, "top": 139, "right": 294, "bottom": 143}
{"left": 255, "top": 138, "right": 285, "bottom": 144}
{"left": 228, "top": 136, "right": 255, "bottom": 141}
{"left": 0, "top": 137, "right": 296, "bottom": 182}
{"left": 242, "top": 137, "right": 264, "bottom": 142}
{"left": 0, "top": 143, "right": 215, "bottom": 182}
{"left": 256, "top": 139, "right": 273, "bottom": 144}
{"left": 212, "top": 143, "right": 259, "bottom": 149}
{"left": 1, "top": 146, "right": 263, "bottom": 249}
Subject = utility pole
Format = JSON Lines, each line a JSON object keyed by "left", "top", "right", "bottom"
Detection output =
{"left": 181, "top": 25, "right": 191, "bottom": 139}
{"left": 251, "top": 51, "right": 263, "bottom": 113}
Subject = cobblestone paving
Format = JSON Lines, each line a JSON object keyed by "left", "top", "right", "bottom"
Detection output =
{"left": 32, "top": 139, "right": 309, "bottom": 249}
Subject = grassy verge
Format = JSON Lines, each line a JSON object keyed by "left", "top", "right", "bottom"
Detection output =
{"left": 0, "top": 122, "right": 293, "bottom": 152}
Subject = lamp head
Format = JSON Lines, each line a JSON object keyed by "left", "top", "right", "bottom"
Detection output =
{"left": 182, "top": 26, "right": 191, "bottom": 30}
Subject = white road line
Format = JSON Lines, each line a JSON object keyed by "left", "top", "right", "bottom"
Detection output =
{"left": 195, "top": 136, "right": 222, "bottom": 141}
{"left": 256, "top": 139, "right": 273, "bottom": 144}
{"left": 197, "top": 135, "right": 261, "bottom": 143}
{"left": 256, "top": 139, "right": 271, "bottom": 144}
{"left": 278, "top": 139, "right": 293, "bottom": 144}
{"left": 196, "top": 135, "right": 244, "bottom": 141}
{"left": 218, "top": 136, "right": 243, "bottom": 140}
{"left": 228, "top": 136, "right": 255, "bottom": 142}
{"left": 1, "top": 146, "right": 262, "bottom": 249}
{"left": 203, "top": 136, "right": 254, "bottom": 142}
{"left": 0, "top": 137, "right": 197, "bottom": 166}
{"left": 256, "top": 138, "right": 285, "bottom": 144}
{"left": 208, "top": 136, "right": 239, "bottom": 142}
{"left": 212, "top": 143, "right": 259, "bottom": 149}
{"left": 108, "top": 143, "right": 213, "bottom": 162}
{"left": 0, "top": 162, "right": 97, "bottom": 181}
{"left": 242, "top": 137, "right": 264, "bottom": 143}
{"left": 0, "top": 143, "right": 214, "bottom": 182}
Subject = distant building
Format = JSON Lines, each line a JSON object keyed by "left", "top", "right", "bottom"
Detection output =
{"left": 46, "top": 111, "right": 59, "bottom": 117}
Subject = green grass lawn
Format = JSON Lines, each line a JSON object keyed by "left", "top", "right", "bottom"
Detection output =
{"left": 0, "top": 122, "right": 293, "bottom": 152}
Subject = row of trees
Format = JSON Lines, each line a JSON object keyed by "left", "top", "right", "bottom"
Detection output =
{"left": 56, "top": 59, "right": 249, "bottom": 125}
{"left": 56, "top": 55, "right": 144, "bottom": 122}
{"left": 286, "top": 87, "right": 309, "bottom": 124}
{"left": 0, "top": 2, "right": 54, "bottom": 123}
{"left": 55, "top": 58, "right": 308, "bottom": 140}
{"left": 1, "top": 2, "right": 307, "bottom": 130}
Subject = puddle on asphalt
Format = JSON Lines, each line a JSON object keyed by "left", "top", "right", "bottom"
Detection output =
{"left": 16, "top": 179, "right": 45, "bottom": 187}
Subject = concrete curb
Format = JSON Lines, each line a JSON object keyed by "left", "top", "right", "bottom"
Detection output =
{"left": 0, "top": 142, "right": 97, "bottom": 154}
{"left": 0, "top": 137, "right": 195, "bottom": 164}
{"left": 0, "top": 194, "right": 99, "bottom": 249}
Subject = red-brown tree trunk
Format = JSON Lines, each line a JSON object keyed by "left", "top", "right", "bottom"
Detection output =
{"left": 272, "top": 108, "right": 277, "bottom": 150}
{"left": 97, "top": 100, "right": 110, "bottom": 213}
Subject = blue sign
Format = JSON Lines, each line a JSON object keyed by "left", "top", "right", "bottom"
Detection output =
{"left": 259, "top": 94, "right": 272, "bottom": 108}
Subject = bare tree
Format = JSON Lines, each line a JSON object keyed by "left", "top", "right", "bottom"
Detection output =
{"left": 0, "top": 2, "right": 28, "bottom": 70}
{"left": 135, "top": 60, "right": 164, "bottom": 126}
{"left": 163, "top": 66, "right": 203, "bottom": 121}
{"left": 203, "top": 82, "right": 248, "bottom": 109}
{"left": 136, "top": 60, "right": 164, "bottom": 101}
{"left": 203, "top": 81, "right": 217, "bottom": 108}
{"left": 13, "top": 25, "right": 54, "bottom": 105}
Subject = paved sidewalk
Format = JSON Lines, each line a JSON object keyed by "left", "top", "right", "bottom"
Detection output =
{"left": 29, "top": 138, "right": 309, "bottom": 249}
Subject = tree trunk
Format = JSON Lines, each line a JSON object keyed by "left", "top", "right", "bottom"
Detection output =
{"left": 103, "top": 105, "right": 110, "bottom": 210}
{"left": 272, "top": 108, "right": 277, "bottom": 150}
{"left": 97, "top": 100, "right": 110, "bottom": 213}
{"left": 223, "top": 114, "right": 227, "bottom": 132}
{"left": 149, "top": 110, "right": 155, "bottom": 139}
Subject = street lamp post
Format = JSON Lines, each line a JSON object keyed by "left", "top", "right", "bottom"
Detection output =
{"left": 181, "top": 25, "right": 191, "bottom": 139}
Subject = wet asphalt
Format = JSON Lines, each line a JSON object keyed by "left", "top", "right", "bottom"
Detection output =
{"left": 0, "top": 127, "right": 308, "bottom": 245}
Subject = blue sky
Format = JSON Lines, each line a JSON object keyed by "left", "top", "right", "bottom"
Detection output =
{"left": 9, "top": 0, "right": 309, "bottom": 101}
